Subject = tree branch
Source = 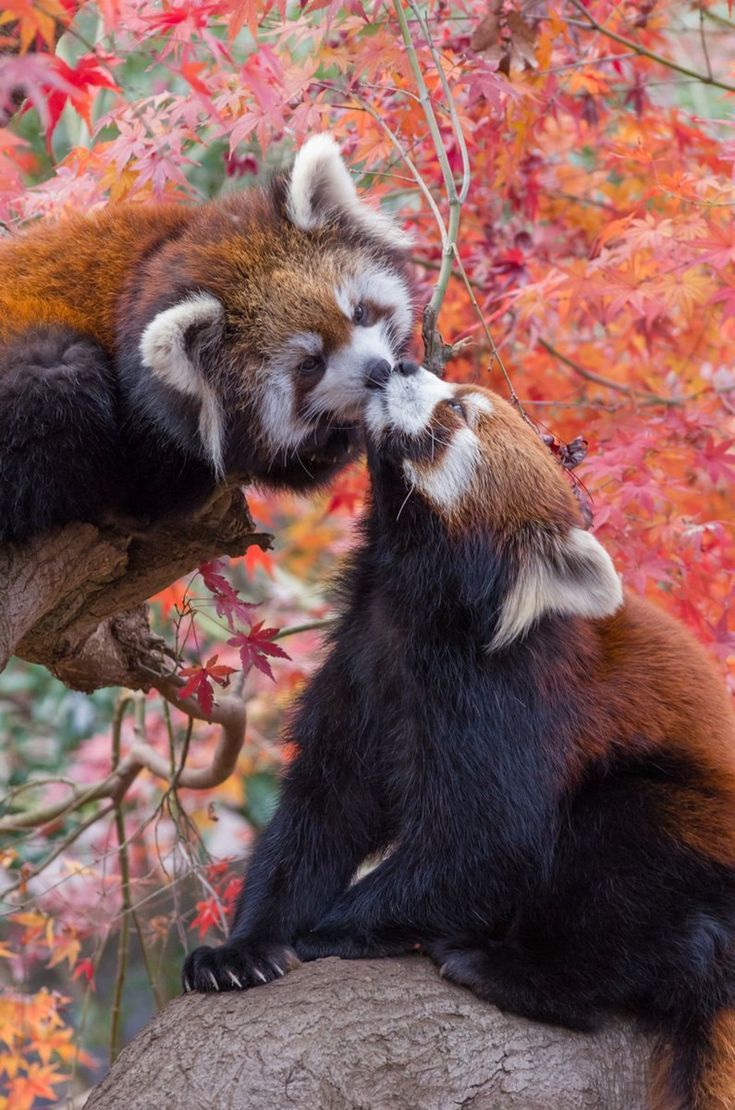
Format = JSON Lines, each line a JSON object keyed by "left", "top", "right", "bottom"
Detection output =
{"left": 566, "top": 0, "right": 735, "bottom": 94}
{"left": 0, "top": 484, "right": 269, "bottom": 687}
{"left": 84, "top": 957, "right": 654, "bottom": 1109}
{"left": 537, "top": 338, "right": 697, "bottom": 406}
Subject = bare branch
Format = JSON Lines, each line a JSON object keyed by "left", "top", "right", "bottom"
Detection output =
{"left": 538, "top": 338, "right": 699, "bottom": 406}
{"left": 566, "top": 0, "right": 735, "bottom": 94}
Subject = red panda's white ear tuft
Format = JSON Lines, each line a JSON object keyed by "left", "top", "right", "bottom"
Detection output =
{"left": 286, "top": 133, "right": 411, "bottom": 249}
{"left": 139, "top": 293, "right": 226, "bottom": 475}
{"left": 489, "top": 527, "right": 623, "bottom": 651}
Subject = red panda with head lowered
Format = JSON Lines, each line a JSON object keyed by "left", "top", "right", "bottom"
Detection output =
{"left": 0, "top": 135, "right": 412, "bottom": 542}
{"left": 184, "top": 363, "right": 735, "bottom": 1110}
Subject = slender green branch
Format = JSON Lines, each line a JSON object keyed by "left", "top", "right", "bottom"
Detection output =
{"left": 407, "top": 1, "right": 471, "bottom": 204}
{"left": 393, "top": 0, "right": 461, "bottom": 316}
{"left": 567, "top": 0, "right": 735, "bottom": 94}
{"left": 273, "top": 618, "right": 335, "bottom": 640}
{"left": 109, "top": 694, "right": 135, "bottom": 1065}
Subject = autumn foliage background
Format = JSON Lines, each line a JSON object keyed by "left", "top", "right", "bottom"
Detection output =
{"left": 0, "top": 0, "right": 734, "bottom": 1103}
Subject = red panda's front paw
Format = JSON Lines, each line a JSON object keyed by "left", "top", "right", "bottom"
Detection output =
{"left": 182, "top": 940, "right": 299, "bottom": 993}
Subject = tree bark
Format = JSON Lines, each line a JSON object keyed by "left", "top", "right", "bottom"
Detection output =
{"left": 0, "top": 485, "right": 269, "bottom": 691}
{"left": 85, "top": 957, "right": 654, "bottom": 1110}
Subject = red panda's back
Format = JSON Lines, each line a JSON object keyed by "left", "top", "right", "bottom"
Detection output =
{"left": 0, "top": 203, "right": 191, "bottom": 349}
{"left": 585, "top": 591, "right": 735, "bottom": 863}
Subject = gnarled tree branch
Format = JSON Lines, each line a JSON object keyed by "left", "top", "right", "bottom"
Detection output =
{"left": 0, "top": 484, "right": 270, "bottom": 687}
{"left": 0, "top": 485, "right": 267, "bottom": 845}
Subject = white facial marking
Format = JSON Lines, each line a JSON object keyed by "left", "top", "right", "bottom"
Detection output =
{"left": 308, "top": 322, "right": 394, "bottom": 422}
{"left": 465, "top": 392, "right": 495, "bottom": 415}
{"left": 365, "top": 367, "right": 454, "bottom": 439}
{"left": 258, "top": 321, "right": 401, "bottom": 453}
{"left": 279, "top": 332, "right": 324, "bottom": 360}
{"left": 140, "top": 293, "right": 226, "bottom": 474}
{"left": 335, "top": 285, "right": 352, "bottom": 320}
{"left": 259, "top": 333, "right": 324, "bottom": 452}
{"left": 490, "top": 527, "right": 623, "bottom": 651}
{"left": 335, "top": 269, "right": 413, "bottom": 345}
{"left": 286, "top": 133, "right": 412, "bottom": 249}
{"left": 405, "top": 425, "right": 480, "bottom": 509}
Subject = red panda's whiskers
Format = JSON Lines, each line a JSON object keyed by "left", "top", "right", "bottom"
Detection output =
{"left": 395, "top": 481, "right": 416, "bottom": 523}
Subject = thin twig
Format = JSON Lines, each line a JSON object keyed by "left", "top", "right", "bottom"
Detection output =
{"left": 567, "top": 0, "right": 735, "bottom": 94}
{"left": 0, "top": 802, "right": 115, "bottom": 903}
{"left": 538, "top": 338, "right": 697, "bottom": 406}
{"left": 698, "top": 4, "right": 713, "bottom": 81}
{"left": 349, "top": 96, "right": 448, "bottom": 244}
{"left": 451, "top": 249, "right": 530, "bottom": 422}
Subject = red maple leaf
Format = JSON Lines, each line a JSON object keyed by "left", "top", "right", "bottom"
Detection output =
{"left": 221, "top": 877, "right": 243, "bottom": 915}
{"left": 72, "top": 957, "right": 96, "bottom": 989}
{"left": 699, "top": 438, "right": 735, "bottom": 487}
{"left": 46, "top": 54, "right": 119, "bottom": 147}
{"left": 228, "top": 623, "right": 290, "bottom": 681}
{"left": 244, "top": 545, "right": 274, "bottom": 577}
{"left": 199, "top": 559, "right": 258, "bottom": 629}
{"left": 179, "top": 655, "right": 236, "bottom": 716}
{"left": 190, "top": 896, "right": 223, "bottom": 941}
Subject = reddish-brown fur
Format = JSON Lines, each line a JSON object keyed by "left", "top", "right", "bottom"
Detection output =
{"left": 0, "top": 193, "right": 366, "bottom": 359}
{"left": 0, "top": 204, "right": 190, "bottom": 346}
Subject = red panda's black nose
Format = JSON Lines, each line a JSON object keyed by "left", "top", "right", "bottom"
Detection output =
{"left": 395, "top": 360, "right": 420, "bottom": 376}
{"left": 364, "top": 358, "right": 392, "bottom": 389}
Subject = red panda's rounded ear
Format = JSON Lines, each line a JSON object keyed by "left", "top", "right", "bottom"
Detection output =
{"left": 285, "top": 133, "right": 412, "bottom": 250}
{"left": 489, "top": 527, "right": 624, "bottom": 651}
{"left": 139, "top": 292, "right": 226, "bottom": 474}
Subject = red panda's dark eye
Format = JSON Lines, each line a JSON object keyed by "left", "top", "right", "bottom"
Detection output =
{"left": 446, "top": 399, "right": 467, "bottom": 419}
{"left": 353, "top": 303, "right": 369, "bottom": 326}
{"left": 298, "top": 355, "right": 324, "bottom": 376}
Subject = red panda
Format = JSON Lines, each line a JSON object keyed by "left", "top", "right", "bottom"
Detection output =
{"left": 183, "top": 364, "right": 735, "bottom": 1110}
{"left": 0, "top": 135, "right": 413, "bottom": 542}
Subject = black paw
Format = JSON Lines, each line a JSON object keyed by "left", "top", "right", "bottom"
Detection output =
{"left": 294, "top": 929, "right": 373, "bottom": 962}
{"left": 433, "top": 945, "right": 490, "bottom": 991}
{"left": 294, "top": 930, "right": 344, "bottom": 962}
{"left": 182, "top": 940, "right": 299, "bottom": 993}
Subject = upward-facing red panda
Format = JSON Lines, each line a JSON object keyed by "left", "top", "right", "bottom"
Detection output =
{"left": 0, "top": 135, "right": 413, "bottom": 542}
{"left": 184, "top": 363, "right": 735, "bottom": 1110}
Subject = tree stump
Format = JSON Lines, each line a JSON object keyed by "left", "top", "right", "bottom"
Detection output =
{"left": 86, "top": 956, "right": 653, "bottom": 1109}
